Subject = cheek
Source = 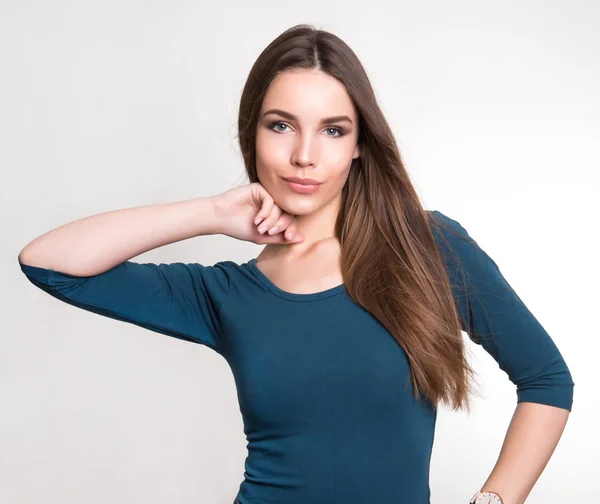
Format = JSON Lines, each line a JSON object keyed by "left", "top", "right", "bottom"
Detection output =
{"left": 328, "top": 166, "right": 351, "bottom": 193}
{"left": 256, "top": 139, "right": 288, "bottom": 180}
{"left": 322, "top": 143, "right": 354, "bottom": 177}
{"left": 256, "top": 129, "right": 286, "bottom": 157}
{"left": 324, "top": 138, "right": 356, "bottom": 165}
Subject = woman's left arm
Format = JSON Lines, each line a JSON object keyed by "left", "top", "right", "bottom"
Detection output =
{"left": 479, "top": 402, "right": 570, "bottom": 504}
{"left": 429, "top": 211, "right": 575, "bottom": 504}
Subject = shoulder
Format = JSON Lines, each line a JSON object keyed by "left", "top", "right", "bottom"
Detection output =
{"left": 204, "top": 259, "right": 248, "bottom": 281}
{"left": 185, "top": 259, "right": 248, "bottom": 295}
{"left": 425, "top": 210, "right": 474, "bottom": 251}
{"left": 425, "top": 210, "right": 498, "bottom": 277}
{"left": 426, "top": 210, "right": 467, "bottom": 235}
{"left": 208, "top": 258, "right": 260, "bottom": 287}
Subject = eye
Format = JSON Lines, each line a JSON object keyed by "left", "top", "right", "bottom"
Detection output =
{"left": 269, "top": 121, "right": 290, "bottom": 133}
{"left": 268, "top": 121, "right": 346, "bottom": 138}
{"left": 324, "top": 126, "right": 345, "bottom": 138}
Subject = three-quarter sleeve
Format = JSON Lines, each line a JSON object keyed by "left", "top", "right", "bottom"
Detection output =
{"left": 19, "top": 259, "right": 231, "bottom": 353}
{"left": 429, "top": 210, "right": 574, "bottom": 411}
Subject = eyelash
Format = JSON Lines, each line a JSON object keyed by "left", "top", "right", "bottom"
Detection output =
{"left": 267, "top": 121, "right": 346, "bottom": 138}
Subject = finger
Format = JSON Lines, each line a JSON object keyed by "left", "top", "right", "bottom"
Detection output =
{"left": 273, "top": 221, "right": 304, "bottom": 243}
{"left": 282, "top": 220, "right": 296, "bottom": 241}
{"left": 258, "top": 205, "right": 283, "bottom": 235}
{"left": 291, "top": 230, "right": 304, "bottom": 242}
{"left": 267, "top": 212, "right": 293, "bottom": 236}
{"left": 261, "top": 229, "right": 304, "bottom": 244}
{"left": 254, "top": 194, "right": 274, "bottom": 226}
{"left": 282, "top": 229, "right": 304, "bottom": 243}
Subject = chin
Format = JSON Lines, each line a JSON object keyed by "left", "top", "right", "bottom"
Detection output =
{"left": 274, "top": 194, "right": 321, "bottom": 216}
{"left": 275, "top": 196, "right": 319, "bottom": 215}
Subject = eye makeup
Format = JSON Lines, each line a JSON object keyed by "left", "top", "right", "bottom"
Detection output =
{"left": 266, "top": 121, "right": 347, "bottom": 138}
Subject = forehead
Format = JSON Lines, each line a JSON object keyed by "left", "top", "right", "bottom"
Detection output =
{"left": 261, "top": 69, "right": 356, "bottom": 120}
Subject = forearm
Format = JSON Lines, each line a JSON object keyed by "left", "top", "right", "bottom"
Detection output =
{"left": 478, "top": 401, "right": 570, "bottom": 504}
{"left": 18, "top": 196, "right": 220, "bottom": 276}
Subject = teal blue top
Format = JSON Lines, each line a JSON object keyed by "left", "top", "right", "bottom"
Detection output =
{"left": 19, "top": 210, "right": 574, "bottom": 504}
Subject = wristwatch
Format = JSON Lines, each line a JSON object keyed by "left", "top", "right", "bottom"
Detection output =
{"left": 469, "top": 489, "right": 503, "bottom": 504}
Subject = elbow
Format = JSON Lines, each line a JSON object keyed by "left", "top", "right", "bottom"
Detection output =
{"left": 18, "top": 243, "right": 45, "bottom": 268}
{"left": 18, "top": 247, "right": 32, "bottom": 266}
{"left": 515, "top": 362, "right": 574, "bottom": 412}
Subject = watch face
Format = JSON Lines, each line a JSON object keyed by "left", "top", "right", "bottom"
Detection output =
{"left": 477, "top": 492, "right": 502, "bottom": 504}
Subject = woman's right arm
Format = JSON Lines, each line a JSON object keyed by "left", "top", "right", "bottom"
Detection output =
{"left": 18, "top": 196, "right": 221, "bottom": 276}
{"left": 17, "top": 196, "right": 232, "bottom": 352}
{"left": 17, "top": 185, "right": 302, "bottom": 351}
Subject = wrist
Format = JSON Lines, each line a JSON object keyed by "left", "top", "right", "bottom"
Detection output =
{"left": 185, "top": 195, "right": 222, "bottom": 236}
{"left": 470, "top": 489, "right": 504, "bottom": 504}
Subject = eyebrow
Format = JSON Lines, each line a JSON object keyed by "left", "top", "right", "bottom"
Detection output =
{"left": 262, "top": 108, "right": 354, "bottom": 125}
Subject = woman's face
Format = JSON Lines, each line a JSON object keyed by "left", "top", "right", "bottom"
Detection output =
{"left": 255, "top": 68, "right": 360, "bottom": 216}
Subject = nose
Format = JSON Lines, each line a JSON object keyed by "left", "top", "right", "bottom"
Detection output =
{"left": 291, "top": 135, "right": 317, "bottom": 168}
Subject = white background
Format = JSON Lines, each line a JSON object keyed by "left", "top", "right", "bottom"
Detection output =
{"left": 2, "top": 0, "right": 598, "bottom": 502}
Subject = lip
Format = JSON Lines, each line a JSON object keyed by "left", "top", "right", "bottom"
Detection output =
{"left": 284, "top": 179, "right": 321, "bottom": 194}
{"left": 283, "top": 177, "right": 322, "bottom": 185}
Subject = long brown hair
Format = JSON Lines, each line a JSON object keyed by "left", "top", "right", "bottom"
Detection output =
{"left": 236, "top": 24, "right": 479, "bottom": 412}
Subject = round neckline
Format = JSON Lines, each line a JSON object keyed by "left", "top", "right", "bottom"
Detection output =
{"left": 246, "top": 258, "right": 346, "bottom": 302}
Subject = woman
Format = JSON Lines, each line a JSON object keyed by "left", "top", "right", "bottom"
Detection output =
{"left": 18, "top": 24, "right": 573, "bottom": 504}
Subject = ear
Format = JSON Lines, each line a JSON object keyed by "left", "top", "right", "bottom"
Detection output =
{"left": 352, "top": 144, "right": 360, "bottom": 159}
